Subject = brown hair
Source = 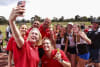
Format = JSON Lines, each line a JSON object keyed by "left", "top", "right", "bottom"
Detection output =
{"left": 73, "top": 24, "right": 81, "bottom": 43}
{"left": 65, "top": 24, "right": 81, "bottom": 44}
{"left": 42, "top": 37, "right": 54, "bottom": 50}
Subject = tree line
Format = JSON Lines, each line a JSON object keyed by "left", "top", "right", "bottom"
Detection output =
{"left": 0, "top": 15, "right": 100, "bottom": 24}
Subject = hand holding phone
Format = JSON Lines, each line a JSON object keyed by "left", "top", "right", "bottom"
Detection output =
{"left": 17, "top": 0, "right": 25, "bottom": 15}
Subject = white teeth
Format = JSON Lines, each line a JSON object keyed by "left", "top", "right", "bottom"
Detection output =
{"left": 31, "top": 37, "right": 35, "bottom": 39}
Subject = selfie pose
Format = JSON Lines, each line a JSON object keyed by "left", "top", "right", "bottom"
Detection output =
{"left": 72, "top": 24, "right": 91, "bottom": 67}
{"left": 8, "top": 4, "right": 42, "bottom": 67}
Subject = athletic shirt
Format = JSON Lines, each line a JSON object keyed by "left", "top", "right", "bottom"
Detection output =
{"left": 68, "top": 34, "right": 75, "bottom": 47}
{"left": 6, "top": 26, "right": 11, "bottom": 38}
{"left": 41, "top": 49, "right": 70, "bottom": 67}
{"left": 61, "top": 38, "right": 64, "bottom": 45}
{"left": 56, "top": 33, "right": 61, "bottom": 44}
{"left": 39, "top": 24, "right": 51, "bottom": 39}
{"left": 76, "top": 37, "right": 87, "bottom": 44}
{"left": 87, "top": 28, "right": 100, "bottom": 49}
{"left": 6, "top": 37, "right": 40, "bottom": 67}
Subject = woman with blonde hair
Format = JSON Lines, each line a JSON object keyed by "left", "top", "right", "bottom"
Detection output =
{"left": 64, "top": 22, "right": 77, "bottom": 67}
{"left": 8, "top": 5, "right": 42, "bottom": 67}
{"left": 7, "top": 24, "right": 27, "bottom": 67}
{"left": 73, "top": 24, "right": 91, "bottom": 67}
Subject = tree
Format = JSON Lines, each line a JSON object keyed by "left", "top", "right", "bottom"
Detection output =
{"left": 90, "top": 16, "right": 94, "bottom": 21}
{"left": 31, "top": 15, "right": 41, "bottom": 24}
{"left": 33, "top": 15, "right": 41, "bottom": 21}
{"left": 52, "top": 17, "right": 58, "bottom": 22}
{"left": 97, "top": 16, "right": 100, "bottom": 20}
{"left": 75, "top": 15, "right": 80, "bottom": 21}
{"left": 58, "top": 16, "right": 64, "bottom": 22}
{"left": 80, "top": 16, "right": 88, "bottom": 21}
{"left": 0, "top": 16, "right": 8, "bottom": 24}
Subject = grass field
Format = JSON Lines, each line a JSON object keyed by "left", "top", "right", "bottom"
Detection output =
{"left": 0, "top": 22, "right": 91, "bottom": 46}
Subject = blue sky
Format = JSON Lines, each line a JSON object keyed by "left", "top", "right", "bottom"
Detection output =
{"left": 0, "top": 0, "right": 100, "bottom": 20}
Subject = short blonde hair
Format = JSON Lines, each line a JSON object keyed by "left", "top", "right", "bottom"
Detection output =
{"left": 27, "top": 28, "right": 42, "bottom": 46}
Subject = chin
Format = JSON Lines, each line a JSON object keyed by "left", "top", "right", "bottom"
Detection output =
{"left": 44, "top": 49, "right": 49, "bottom": 52}
{"left": 30, "top": 40, "right": 36, "bottom": 43}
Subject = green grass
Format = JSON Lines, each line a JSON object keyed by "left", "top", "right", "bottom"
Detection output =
{"left": 0, "top": 24, "right": 8, "bottom": 46}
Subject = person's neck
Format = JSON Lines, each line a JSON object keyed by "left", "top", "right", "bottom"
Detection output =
{"left": 22, "top": 34, "right": 25, "bottom": 38}
{"left": 45, "top": 50, "right": 52, "bottom": 58}
{"left": 28, "top": 41, "right": 36, "bottom": 47}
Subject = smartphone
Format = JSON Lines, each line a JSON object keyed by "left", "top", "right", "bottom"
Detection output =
{"left": 17, "top": 0, "right": 25, "bottom": 15}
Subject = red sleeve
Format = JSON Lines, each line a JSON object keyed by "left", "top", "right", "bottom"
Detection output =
{"left": 6, "top": 37, "right": 14, "bottom": 51}
{"left": 45, "top": 28, "right": 54, "bottom": 39}
{"left": 60, "top": 50, "right": 70, "bottom": 62}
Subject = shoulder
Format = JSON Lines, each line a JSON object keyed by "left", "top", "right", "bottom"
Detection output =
{"left": 39, "top": 24, "right": 43, "bottom": 31}
{"left": 8, "top": 37, "right": 15, "bottom": 43}
{"left": 39, "top": 24, "right": 43, "bottom": 28}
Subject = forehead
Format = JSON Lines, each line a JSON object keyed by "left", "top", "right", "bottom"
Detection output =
{"left": 68, "top": 24, "right": 73, "bottom": 26}
{"left": 31, "top": 29, "right": 39, "bottom": 34}
{"left": 34, "top": 21, "right": 40, "bottom": 23}
{"left": 73, "top": 25, "right": 78, "bottom": 27}
{"left": 44, "top": 19, "right": 51, "bottom": 22}
{"left": 20, "top": 25, "right": 27, "bottom": 28}
{"left": 43, "top": 39, "right": 50, "bottom": 43}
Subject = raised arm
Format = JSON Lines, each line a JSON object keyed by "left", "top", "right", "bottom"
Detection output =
{"left": 79, "top": 31, "right": 92, "bottom": 44}
{"left": 9, "top": 6, "right": 25, "bottom": 48}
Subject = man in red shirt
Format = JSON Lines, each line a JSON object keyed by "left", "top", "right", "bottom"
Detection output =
{"left": 39, "top": 18, "right": 55, "bottom": 47}
{"left": 26, "top": 21, "right": 40, "bottom": 37}
{"left": 39, "top": 18, "right": 56, "bottom": 59}
{"left": 39, "top": 18, "right": 51, "bottom": 38}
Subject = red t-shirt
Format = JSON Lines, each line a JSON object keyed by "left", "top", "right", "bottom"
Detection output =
{"left": 7, "top": 38, "right": 40, "bottom": 67}
{"left": 26, "top": 27, "right": 33, "bottom": 37}
{"left": 41, "top": 49, "right": 70, "bottom": 67}
{"left": 6, "top": 37, "right": 14, "bottom": 51}
{"left": 39, "top": 24, "right": 52, "bottom": 38}
{"left": 6, "top": 36, "right": 27, "bottom": 51}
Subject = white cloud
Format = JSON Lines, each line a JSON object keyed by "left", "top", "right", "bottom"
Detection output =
{"left": 0, "top": 0, "right": 17, "bottom": 6}
{"left": 0, "top": 0, "right": 100, "bottom": 20}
